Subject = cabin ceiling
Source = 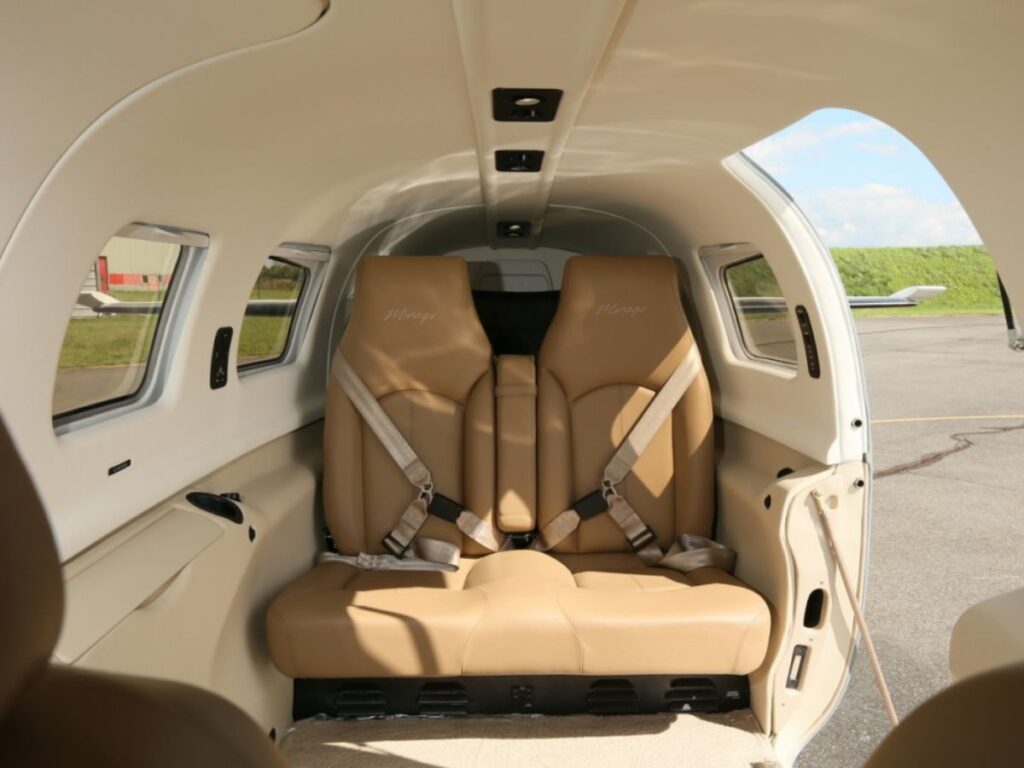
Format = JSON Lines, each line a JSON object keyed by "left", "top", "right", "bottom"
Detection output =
{"left": 1, "top": 1, "right": 1022, "bottom": 283}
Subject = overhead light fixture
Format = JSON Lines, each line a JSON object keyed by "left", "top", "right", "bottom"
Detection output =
{"left": 492, "top": 89, "right": 563, "bottom": 122}
{"left": 497, "top": 221, "right": 531, "bottom": 238}
{"left": 495, "top": 150, "right": 544, "bottom": 173}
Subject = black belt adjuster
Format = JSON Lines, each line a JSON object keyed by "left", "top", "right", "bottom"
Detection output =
{"left": 428, "top": 493, "right": 464, "bottom": 524}
{"left": 629, "top": 525, "right": 658, "bottom": 551}
{"left": 382, "top": 532, "right": 410, "bottom": 557}
{"left": 573, "top": 489, "right": 610, "bottom": 520}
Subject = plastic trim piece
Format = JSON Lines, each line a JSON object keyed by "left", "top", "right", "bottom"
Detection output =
{"left": 56, "top": 507, "right": 224, "bottom": 663}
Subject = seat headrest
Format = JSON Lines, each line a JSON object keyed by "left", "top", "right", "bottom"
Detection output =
{"left": 540, "top": 255, "right": 696, "bottom": 400}
{"left": 339, "top": 256, "right": 491, "bottom": 404}
{"left": 0, "top": 415, "right": 63, "bottom": 720}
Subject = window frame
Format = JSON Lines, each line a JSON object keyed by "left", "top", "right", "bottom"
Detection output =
{"left": 700, "top": 243, "right": 799, "bottom": 372}
{"left": 53, "top": 223, "right": 208, "bottom": 434}
{"left": 237, "top": 242, "right": 331, "bottom": 375}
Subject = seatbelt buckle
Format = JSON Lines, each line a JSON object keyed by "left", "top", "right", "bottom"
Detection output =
{"left": 427, "top": 493, "right": 464, "bottom": 524}
{"left": 573, "top": 489, "right": 610, "bottom": 520}
{"left": 508, "top": 532, "right": 536, "bottom": 549}
{"left": 382, "top": 532, "right": 410, "bottom": 557}
{"left": 628, "top": 525, "right": 658, "bottom": 552}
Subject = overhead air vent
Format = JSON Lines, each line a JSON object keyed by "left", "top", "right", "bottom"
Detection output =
{"left": 492, "top": 88, "right": 563, "bottom": 122}
{"left": 417, "top": 682, "right": 469, "bottom": 716}
{"left": 495, "top": 150, "right": 544, "bottom": 172}
{"left": 497, "top": 221, "right": 531, "bottom": 239}
{"left": 586, "top": 679, "right": 640, "bottom": 714}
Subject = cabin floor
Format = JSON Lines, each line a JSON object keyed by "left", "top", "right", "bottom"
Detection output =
{"left": 281, "top": 710, "right": 776, "bottom": 768}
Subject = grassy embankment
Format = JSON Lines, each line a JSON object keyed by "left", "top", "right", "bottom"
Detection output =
{"left": 834, "top": 246, "right": 1002, "bottom": 317}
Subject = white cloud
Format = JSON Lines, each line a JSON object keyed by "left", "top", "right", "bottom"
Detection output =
{"left": 853, "top": 141, "right": 901, "bottom": 156}
{"left": 745, "top": 118, "right": 887, "bottom": 174}
{"left": 799, "top": 183, "right": 981, "bottom": 247}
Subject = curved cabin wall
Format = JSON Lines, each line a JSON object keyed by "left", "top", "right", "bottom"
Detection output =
{"left": 10, "top": 0, "right": 1022, "bottom": 759}
{"left": 0, "top": 1, "right": 327, "bottom": 255}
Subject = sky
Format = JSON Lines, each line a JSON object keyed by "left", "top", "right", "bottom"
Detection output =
{"left": 744, "top": 109, "right": 981, "bottom": 248}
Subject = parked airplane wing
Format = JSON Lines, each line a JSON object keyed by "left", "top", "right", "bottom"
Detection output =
{"left": 736, "top": 285, "right": 946, "bottom": 312}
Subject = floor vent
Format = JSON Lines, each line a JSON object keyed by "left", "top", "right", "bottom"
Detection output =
{"left": 333, "top": 684, "right": 387, "bottom": 717}
{"left": 586, "top": 679, "right": 640, "bottom": 714}
{"left": 666, "top": 677, "right": 720, "bottom": 713}
{"left": 417, "top": 682, "right": 470, "bottom": 716}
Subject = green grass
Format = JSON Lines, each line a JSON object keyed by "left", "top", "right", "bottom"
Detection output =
{"left": 833, "top": 246, "right": 1002, "bottom": 316}
{"left": 238, "top": 316, "right": 290, "bottom": 363}
{"left": 59, "top": 316, "right": 158, "bottom": 368}
{"left": 60, "top": 315, "right": 292, "bottom": 368}
{"left": 110, "top": 289, "right": 165, "bottom": 303}
{"left": 248, "top": 287, "right": 302, "bottom": 300}
{"left": 730, "top": 246, "right": 1003, "bottom": 316}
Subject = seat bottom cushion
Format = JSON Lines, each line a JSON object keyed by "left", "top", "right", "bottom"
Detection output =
{"left": 267, "top": 550, "right": 771, "bottom": 679}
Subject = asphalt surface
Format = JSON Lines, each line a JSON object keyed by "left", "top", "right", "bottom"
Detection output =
{"left": 797, "top": 316, "right": 1024, "bottom": 768}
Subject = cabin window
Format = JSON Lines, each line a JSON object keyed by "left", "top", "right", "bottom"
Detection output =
{"left": 237, "top": 257, "right": 310, "bottom": 369}
{"left": 723, "top": 255, "right": 799, "bottom": 365}
{"left": 52, "top": 224, "right": 206, "bottom": 423}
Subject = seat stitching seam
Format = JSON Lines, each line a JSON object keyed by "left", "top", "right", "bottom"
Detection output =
{"left": 569, "top": 381, "right": 656, "bottom": 404}
{"left": 268, "top": 604, "right": 301, "bottom": 676}
{"left": 459, "top": 586, "right": 489, "bottom": 675}
{"left": 732, "top": 601, "right": 768, "bottom": 672}
{"left": 555, "top": 589, "right": 586, "bottom": 674}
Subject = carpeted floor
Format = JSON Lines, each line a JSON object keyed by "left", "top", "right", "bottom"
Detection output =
{"left": 282, "top": 710, "right": 777, "bottom": 768}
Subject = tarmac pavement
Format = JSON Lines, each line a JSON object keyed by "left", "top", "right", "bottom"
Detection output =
{"left": 798, "top": 316, "right": 1024, "bottom": 767}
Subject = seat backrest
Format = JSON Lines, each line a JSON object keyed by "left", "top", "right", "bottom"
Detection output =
{"left": 0, "top": 417, "right": 63, "bottom": 722}
{"left": 865, "top": 662, "right": 1024, "bottom": 767}
{"left": 537, "top": 255, "right": 715, "bottom": 553}
{"left": 325, "top": 256, "right": 496, "bottom": 555}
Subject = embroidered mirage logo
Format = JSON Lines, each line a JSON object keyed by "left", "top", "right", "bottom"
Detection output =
{"left": 595, "top": 303, "right": 648, "bottom": 318}
{"left": 384, "top": 308, "right": 436, "bottom": 324}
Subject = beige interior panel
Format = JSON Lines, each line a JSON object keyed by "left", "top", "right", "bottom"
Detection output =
{"left": 57, "top": 506, "right": 224, "bottom": 663}
{"left": 715, "top": 420, "right": 868, "bottom": 763}
{"left": 770, "top": 460, "right": 868, "bottom": 762}
{"left": 0, "top": 1, "right": 326, "bottom": 255}
{"left": 59, "top": 423, "right": 323, "bottom": 736}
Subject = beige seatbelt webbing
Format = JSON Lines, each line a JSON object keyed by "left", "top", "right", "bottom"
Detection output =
{"left": 319, "top": 533, "right": 461, "bottom": 573}
{"left": 333, "top": 356, "right": 431, "bottom": 489}
{"left": 604, "top": 345, "right": 705, "bottom": 487}
{"left": 534, "top": 344, "right": 735, "bottom": 574}
{"left": 331, "top": 355, "right": 507, "bottom": 565}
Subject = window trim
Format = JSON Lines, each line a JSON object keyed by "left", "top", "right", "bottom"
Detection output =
{"left": 53, "top": 223, "right": 208, "bottom": 434}
{"left": 700, "top": 243, "right": 799, "bottom": 372}
{"left": 237, "top": 243, "right": 332, "bottom": 375}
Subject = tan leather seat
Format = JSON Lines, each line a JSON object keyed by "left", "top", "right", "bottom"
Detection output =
{"left": 536, "top": 255, "right": 771, "bottom": 675}
{"left": 269, "top": 258, "right": 591, "bottom": 677}
{"left": 0, "top": 415, "right": 286, "bottom": 768}
{"left": 268, "top": 254, "right": 769, "bottom": 680}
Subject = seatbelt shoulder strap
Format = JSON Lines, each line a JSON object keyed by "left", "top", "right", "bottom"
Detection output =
{"left": 533, "top": 343, "right": 733, "bottom": 574}
{"left": 331, "top": 354, "right": 507, "bottom": 564}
